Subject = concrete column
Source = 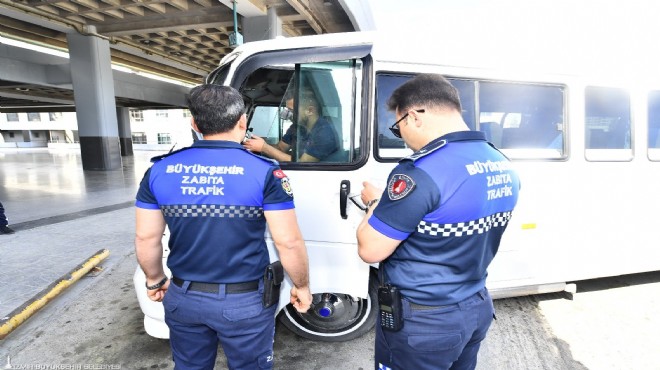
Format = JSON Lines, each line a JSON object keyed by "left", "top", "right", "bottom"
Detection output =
{"left": 267, "top": 6, "right": 281, "bottom": 39}
{"left": 243, "top": 6, "right": 283, "bottom": 42}
{"left": 66, "top": 29, "right": 121, "bottom": 170}
{"left": 116, "top": 107, "right": 133, "bottom": 156}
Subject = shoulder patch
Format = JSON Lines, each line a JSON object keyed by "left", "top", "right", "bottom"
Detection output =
{"left": 387, "top": 174, "right": 416, "bottom": 200}
{"left": 273, "top": 169, "right": 286, "bottom": 179}
{"left": 281, "top": 177, "right": 293, "bottom": 197}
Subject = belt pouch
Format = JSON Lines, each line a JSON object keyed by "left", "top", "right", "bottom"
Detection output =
{"left": 262, "top": 260, "right": 283, "bottom": 308}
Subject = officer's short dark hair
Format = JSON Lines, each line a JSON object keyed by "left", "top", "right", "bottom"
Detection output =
{"left": 187, "top": 84, "right": 245, "bottom": 135}
{"left": 387, "top": 73, "right": 461, "bottom": 113}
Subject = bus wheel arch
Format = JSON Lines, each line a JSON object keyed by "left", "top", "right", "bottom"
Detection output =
{"left": 278, "top": 267, "right": 378, "bottom": 342}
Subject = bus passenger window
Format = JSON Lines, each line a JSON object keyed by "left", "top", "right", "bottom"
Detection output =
{"left": 375, "top": 74, "right": 413, "bottom": 160}
{"left": 585, "top": 86, "right": 632, "bottom": 161}
{"left": 479, "top": 81, "right": 565, "bottom": 159}
{"left": 375, "top": 75, "right": 565, "bottom": 160}
{"left": 647, "top": 90, "right": 660, "bottom": 161}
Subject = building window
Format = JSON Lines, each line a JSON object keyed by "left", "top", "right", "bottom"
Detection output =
{"left": 157, "top": 133, "right": 172, "bottom": 144}
{"left": 155, "top": 110, "right": 169, "bottom": 118}
{"left": 132, "top": 132, "right": 147, "bottom": 144}
{"left": 49, "top": 112, "right": 63, "bottom": 121}
{"left": 130, "top": 109, "right": 144, "bottom": 122}
{"left": 183, "top": 110, "right": 192, "bottom": 118}
{"left": 5, "top": 113, "right": 19, "bottom": 122}
{"left": 27, "top": 112, "right": 41, "bottom": 122}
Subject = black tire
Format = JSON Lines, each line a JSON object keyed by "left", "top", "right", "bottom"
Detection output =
{"left": 278, "top": 268, "right": 378, "bottom": 342}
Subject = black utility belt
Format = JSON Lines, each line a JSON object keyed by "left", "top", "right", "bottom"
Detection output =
{"left": 172, "top": 261, "right": 283, "bottom": 309}
{"left": 172, "top": 277, "right": 258, "bottom": 294}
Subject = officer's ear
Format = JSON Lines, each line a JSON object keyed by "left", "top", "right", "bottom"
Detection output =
{"left": 236, "top": 113, "right": 247, "bottom": 131}
{"left": 191, "top": 118, "right": 201, "bottom": 133}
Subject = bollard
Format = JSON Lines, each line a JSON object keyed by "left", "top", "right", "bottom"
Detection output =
{"left": 0, "top": 249, "right": 110, "bottom": 340}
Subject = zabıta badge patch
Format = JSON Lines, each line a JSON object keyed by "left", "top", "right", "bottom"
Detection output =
{"left": 273, "top": 169, "right": 293, "bottom": 197}
{"left": 387, "top": 174, "right": 415, "bottom": 200}
{"left": 280, "top": 177, "right": 293, "bottom": 197}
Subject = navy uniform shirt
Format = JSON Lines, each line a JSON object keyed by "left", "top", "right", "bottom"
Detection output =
{"left": 369, "top": 131, "right": 520, "bottom": 305}
{"left": 282, "top": 117, "right": 339, "bottom": 160}
{"left": 135, "top": 140, "right": 295, "bottom": 283}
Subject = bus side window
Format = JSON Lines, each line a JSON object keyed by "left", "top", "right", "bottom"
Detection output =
{"left": 237, "top": 60, "right": 362, "bottom": 166}
{"left": 297, "top": 60, "right": 362, "bottom": 164}
{"left": 375, "top": 73, "right": 413, "bottom": 159}
{"left": 648, "top": 91, "right": 660, "bottom": 150}
{"left": 375, "top": 76, "right": 565, "bottom": 160}
{"left": 248, "top": 106, "right": 283, "bottom": 146}
{"left": 480, "top": 81, "right": 565, "bottom": 158}
{"left": 585, "top": 86, "right": 632, "bottom": 161}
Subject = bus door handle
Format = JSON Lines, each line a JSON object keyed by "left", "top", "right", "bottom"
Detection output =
{"left": 340, "top": 180, "right": 350, "bottom": 219}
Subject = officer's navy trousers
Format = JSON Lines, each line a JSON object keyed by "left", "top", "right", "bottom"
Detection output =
{"left": 374, "top": 287, "right": 495, "bottom": 370}
{"left": 163, "top": 280, "right": 277, "bottom": 370}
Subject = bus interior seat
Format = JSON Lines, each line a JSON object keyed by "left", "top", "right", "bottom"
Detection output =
{"left": 320, "top": 105, "right": 348, "bottom": 163}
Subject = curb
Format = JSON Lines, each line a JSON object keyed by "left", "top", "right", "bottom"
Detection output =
{"left": 0, "top": 249, "right": 110, "bottom": 340}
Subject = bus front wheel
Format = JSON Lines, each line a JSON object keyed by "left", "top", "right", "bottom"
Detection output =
{"left": 278, "top": 268, "right": 378, "bottom": 342}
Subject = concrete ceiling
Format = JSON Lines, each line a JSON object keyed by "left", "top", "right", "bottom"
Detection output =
{"left": 0, "top": 0, "right": 357, "bottom": 111}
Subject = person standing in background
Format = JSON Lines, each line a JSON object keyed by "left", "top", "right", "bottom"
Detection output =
{"left": 0, "top": 200, "right": 15, "bottom": 234}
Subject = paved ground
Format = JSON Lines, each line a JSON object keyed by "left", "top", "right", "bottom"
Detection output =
{"left": 1, "top": 148, "right": 659, "bottom": 369}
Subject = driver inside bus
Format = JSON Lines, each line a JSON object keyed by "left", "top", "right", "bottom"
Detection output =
{"left": 243, "top": 87, "right": 340, "bottom": 162}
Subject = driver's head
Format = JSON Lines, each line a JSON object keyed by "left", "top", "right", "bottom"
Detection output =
{"left": 281, "top": 86, "right": 320, "bottom": 125}
{"left": 294, "top": 87, "right": 320, "bottom": 125}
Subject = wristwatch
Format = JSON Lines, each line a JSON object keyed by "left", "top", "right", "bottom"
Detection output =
{"left": 146, "top": 276, "right": 168, "bottom": 290}
{"left": 366, "top": 198, "right": 379, "bottom": 209}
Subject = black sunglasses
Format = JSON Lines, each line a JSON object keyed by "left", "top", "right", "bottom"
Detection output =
{"left": 389, "top": 109, "right": 425, "bottom": 138}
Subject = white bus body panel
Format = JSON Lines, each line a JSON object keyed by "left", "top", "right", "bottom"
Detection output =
{"left": 135, "top": 31, "right": 660, "bottom": 340}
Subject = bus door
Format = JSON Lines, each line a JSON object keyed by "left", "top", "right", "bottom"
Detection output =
{"left": 218, "top": 45, "right": 379, "bottom": 341}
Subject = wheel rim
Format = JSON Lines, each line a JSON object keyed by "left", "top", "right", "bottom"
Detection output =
{"left": 285, "top": 292, "right": 371, "bottom": 335}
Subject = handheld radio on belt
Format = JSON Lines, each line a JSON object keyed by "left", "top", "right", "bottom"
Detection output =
{"left": 377, "top": 266, "right": 403, "bottom": 331}
{"left": 378, "top": 284, "right": 404, "bottom": 331}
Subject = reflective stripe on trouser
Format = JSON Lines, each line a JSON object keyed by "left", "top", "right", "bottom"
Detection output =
{"left": 374, "top": 288, "right": 495, "bottom": 370}
{"left": 163, "top": 280, "right": 277, "bottom": 370}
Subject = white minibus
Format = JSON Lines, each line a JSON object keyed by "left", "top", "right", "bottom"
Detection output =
{"left": 134, "top": 31, "right": 660, "bottom": 342}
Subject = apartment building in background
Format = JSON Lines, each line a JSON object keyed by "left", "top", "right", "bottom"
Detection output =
{"left": 0, "top": 109, "right": 194, "bottom": 151}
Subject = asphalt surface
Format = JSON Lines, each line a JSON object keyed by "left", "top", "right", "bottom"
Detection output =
{"left": 1, "top": 148, "right": 659, "bottom": 369}
{"left": 1, "top": 206, "right": 659, "bottom": 369}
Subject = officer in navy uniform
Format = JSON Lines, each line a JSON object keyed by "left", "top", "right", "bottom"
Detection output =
{"left": 356, "top": 74, "right": 520, "bottom": 370}
{"left": 135, "top": 84, "right": 312, "bottom": 370}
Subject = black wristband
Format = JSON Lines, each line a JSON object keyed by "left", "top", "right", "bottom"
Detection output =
{"left": 146, "top": 276, "right": 168, "bottom": 290}
{"left": 366, "top": 198, "right": 379, "bottom": 209}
